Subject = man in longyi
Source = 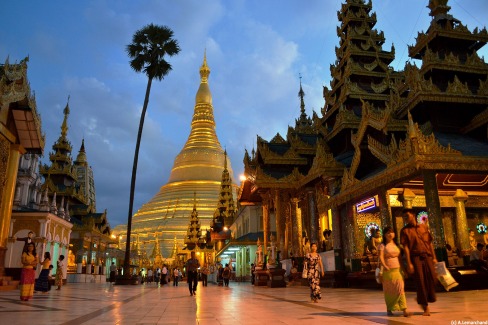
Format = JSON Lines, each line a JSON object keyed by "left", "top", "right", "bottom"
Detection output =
{"left": 400, "top": 209, "right": 438, "bottom": 316}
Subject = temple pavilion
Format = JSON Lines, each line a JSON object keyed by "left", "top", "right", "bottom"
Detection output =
{"left": 114, "top": 53, "right": 238, "bottom": 260}
{"left": 0, "top": 57, "right": 44, "bottom": 285}
{"left": 239, "top": 0, "right": 488, "bottom": 280}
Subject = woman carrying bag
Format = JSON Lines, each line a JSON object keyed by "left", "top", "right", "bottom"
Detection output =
{"left": 378, "top": 226, "right": 411, "bottom": 317}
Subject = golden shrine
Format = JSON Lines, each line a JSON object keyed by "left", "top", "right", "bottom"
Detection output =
{"left": 239, "top": 0, "right": 488, "bottom": 276}
{"left": 114, "top": 53, "right": 238, "bottom": 260}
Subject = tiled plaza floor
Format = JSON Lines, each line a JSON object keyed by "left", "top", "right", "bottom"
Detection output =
{"left": 0, "top": 281, "right": 486, "bottom": 325}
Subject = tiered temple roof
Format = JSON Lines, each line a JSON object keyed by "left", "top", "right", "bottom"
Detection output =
{"left": 40, "top": 102, "right": 86, "bottom": 208}
{"left": 242, "top": 80, "right": 343, "bottom": 193}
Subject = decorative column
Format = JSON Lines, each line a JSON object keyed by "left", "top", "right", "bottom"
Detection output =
{"left": 284, "top": 202, "right": 291, "bottom": 259}
{"left": 453, "top": 189, "right": 470, "bottom": 261}
{"left": 0, "top": 143, "right": 25, "bottom": 276}
{"left": 291, "top": 198, "right": 303, "bottom": 257}
{"left": 261, "top": 194, "right": 270, "bottom": 257}
{"left": 378, "top": 188, "right": 393, "bottom": 228}
{"left": 38, "top": 219, "right": 48, "bottom": 238}
{"left": 307, "top": 189, "right": 319, "bottom": 244}
{"left": 330, "top": 206, "right": 343, "bottom": 271}
{"left": 350, "top": 205, "right": 363, "bottom": 272}
{"left": 274, "top": 190, "right": 283, "bottom": 254}
{"left": 422, "top": 170, "right": 446, "bottom": 261}
{"left": 399, "top": 188, "right": 416, "bottom": 237}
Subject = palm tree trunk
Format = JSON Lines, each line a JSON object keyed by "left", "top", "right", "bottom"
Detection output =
{"left": 123, "top": 77, "right": 153, "bottom": 277}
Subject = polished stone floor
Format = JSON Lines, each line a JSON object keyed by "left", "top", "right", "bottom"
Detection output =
{"left": 0, "top": 281, "right": 486, "bottom": 325}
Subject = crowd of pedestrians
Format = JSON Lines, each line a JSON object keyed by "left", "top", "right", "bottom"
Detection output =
{"left": 20, "top": 206, "right": 487, "bottom": 320}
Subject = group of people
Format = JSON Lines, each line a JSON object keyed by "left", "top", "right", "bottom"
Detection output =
{"left": 303, "top": 209, "right": 440, "bottom": 317}
{"left": 18, "top": 232, "right": 65, "bottom": 301}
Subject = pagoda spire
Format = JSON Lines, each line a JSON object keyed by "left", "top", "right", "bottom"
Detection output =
{"left": 177, "top": 52, "right": 221, "bottom": 157}
{"left": 299, "top": 74, "right": 305, "bottom": 116}
{"left": 60, "top": 97, "right": 70, "bottom": 140}
{"left": 211, "top": 150, "right": 236, "bottom": 232}
{"left": 170, "top": 236, "right": 178, "bottom": 259}
{"left": 150, "top": 234, "right": 162, "bottom": 259}
{"left": 224, "top": 149, "right": 228, "bottom": 170}
{"left": 294, "top": 76, "right": 313, "bottom": 133}
{"left": 185, "top": 192, "right": 203, "bottom": 250}
{"left": 75, "top": 138, "right": 88, "bottom": 165}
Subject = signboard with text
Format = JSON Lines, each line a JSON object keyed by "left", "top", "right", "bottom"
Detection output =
{"left": 356, "top": 196, "right": 378, "bottom": 213}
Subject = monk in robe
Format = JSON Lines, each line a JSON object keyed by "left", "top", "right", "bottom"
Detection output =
{"left": 400, "top": 209, "right": 437, "bottom": 316}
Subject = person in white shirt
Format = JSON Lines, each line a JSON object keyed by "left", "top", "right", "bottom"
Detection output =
{"left": 173, "top": 268, "right": 179, "bottom": 286}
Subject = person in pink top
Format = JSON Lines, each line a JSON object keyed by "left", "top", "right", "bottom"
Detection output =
{"left": 379, "top": 226, "right": 411, "bottom": 317}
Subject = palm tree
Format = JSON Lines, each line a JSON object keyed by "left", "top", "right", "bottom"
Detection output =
{"left": 123, "top": 24, "right": 180, "bottom": 279}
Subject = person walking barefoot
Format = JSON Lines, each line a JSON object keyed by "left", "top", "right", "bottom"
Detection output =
{"left": 305, "top": 243, "right": 324, "bottom": 303}
{"left": 401, "top": 209, "right": 438, "bottom": 316}
{"left": 55, "top": 255, "right": 65, "bottom": 290}
{"left": 379, "top": 227, "right": 411, "bottom": 317}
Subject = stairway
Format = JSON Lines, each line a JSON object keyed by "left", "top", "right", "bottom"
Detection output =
{"left": 0, "top": 276, "right": 19, "bottom": 291}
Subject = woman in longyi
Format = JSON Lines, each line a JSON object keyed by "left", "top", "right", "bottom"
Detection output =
{"left": 20, "top": 242, "right": 38, "bottom": 301}
{"left": 378, "top": 227, "right": 411, "bottom": 317}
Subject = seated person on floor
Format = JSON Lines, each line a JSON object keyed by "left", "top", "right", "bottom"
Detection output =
{"left": 470, "top": 243, "right": 488, "bottom": 274}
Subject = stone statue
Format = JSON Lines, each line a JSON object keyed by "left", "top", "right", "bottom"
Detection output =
{"left": 371, "top": 229, "right": 382, "bottom": 255}
{"left": 255, "top": 238, "right": 264, "bottom": 270}
{"left": 267, "top": 234, "right": 277, "bottom": 268}
{"left": 469, "top": 230, "right": 477, "bottom": 250}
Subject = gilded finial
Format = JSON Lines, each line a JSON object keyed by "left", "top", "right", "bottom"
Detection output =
{"left": 223, "top": 148, "right": 228, "bottom": 170}
{"left": 200, "top": 49, "right": 210, "bottom": 83}
{"left": 61, "top": 96, "right": 70, "bottom": 139}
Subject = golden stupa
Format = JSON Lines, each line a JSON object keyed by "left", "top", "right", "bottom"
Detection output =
{"left": 116, "top": 53, "right": 237, "bottom": 257}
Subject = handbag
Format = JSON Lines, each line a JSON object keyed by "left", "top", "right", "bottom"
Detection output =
{"left": 435, "top": 261, "right": 459, "bottom": 291}
{"left": 302, "top": 261, "right": 308, "bottom": 279}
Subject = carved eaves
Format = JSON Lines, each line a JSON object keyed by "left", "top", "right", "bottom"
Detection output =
{"left": 368, "top": 134, "right": 395, "bottom": 166}
{"left": 477, "top": 79, "right": 488, "bottom": 96}
{"left": 304, "top": 143, "right": 344, "bottom": 184}
{"left": 340, "top": 168, "right": 360, "bottom": 192}
{"left": 446, "top": 75, "right": 471, "bottom": 95}
{"left": 1, "top": 57, "right": 45, "bottom": 150}
{"left": 257, "top": 139, "right": 307, "bottom": 165}
{"left": 390, "top": 117, "right": 461, "bottom": 167}
{"left": 460, "top": 107, "right": 488, "bottom": 134}
{"left": 254, "top": 166, "right": 304, "bottom": 189}
{"left": 287, "top": 130, "right": 315, "bottom": 151}
{"left": 270, "top": 133, "right": 286, "bottom": 144}
{"left": 332, "top": 105, "right": 361, "bottom": 133}
{"left": 409, "top": 23, "right": 488, "bottom": 58}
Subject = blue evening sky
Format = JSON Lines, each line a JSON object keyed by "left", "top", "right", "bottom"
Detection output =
{"left": 1, "top": 0, "right": 486, "bottom": 227}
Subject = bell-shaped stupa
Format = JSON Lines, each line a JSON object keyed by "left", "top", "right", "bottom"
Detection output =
{"left": 117, "top": 52, "right": 237, "bottom": 257}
